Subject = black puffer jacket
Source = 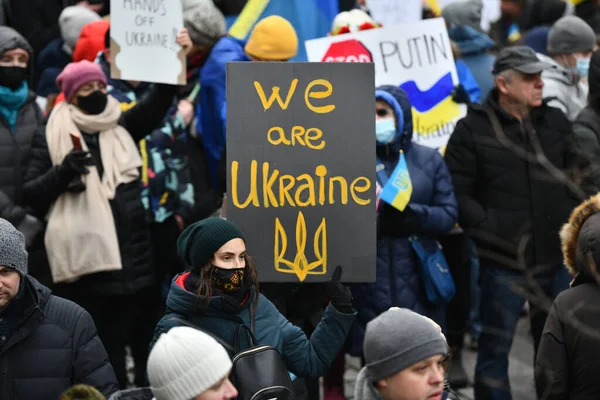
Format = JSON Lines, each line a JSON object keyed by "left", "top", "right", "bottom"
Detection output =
{"left": 23, "top": 84, "right": 176, "bottom": 296}
{"left": 0, "top": 275, "right": 118, "bottom": 399}
{"left": 535, "top": 194, "right": 600, "bottom": 400}
{"left": 0, "top": 27, "right": 43, "bottom": 227}
{"left": 572, "top": 51, "right": 600, "bottom": 196}
{"left": 0, "top": 94, "right": 42, "bottom": 225}
{"left": 445, "top": 89, "right": 577, "bottom": 271}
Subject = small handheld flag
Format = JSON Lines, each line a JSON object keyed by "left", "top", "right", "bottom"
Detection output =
{"left": 379, "top": 151, "right": 412, "bottom": 211}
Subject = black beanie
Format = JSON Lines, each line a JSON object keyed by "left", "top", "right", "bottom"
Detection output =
{"left": 177, "top": 218, "right": 245, "bottom": 267}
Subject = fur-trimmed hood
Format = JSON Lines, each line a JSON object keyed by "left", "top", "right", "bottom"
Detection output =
{"left": 560, "top": 193, "right": 600, "bottom": 276}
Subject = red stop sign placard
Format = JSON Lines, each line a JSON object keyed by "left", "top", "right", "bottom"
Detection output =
{"left": 322, "top": 39, "right": 373, "bottom": 63}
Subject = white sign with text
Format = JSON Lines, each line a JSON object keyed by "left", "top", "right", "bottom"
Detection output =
{"left": 110, "top": 0, "right": 186, "bottom": 85}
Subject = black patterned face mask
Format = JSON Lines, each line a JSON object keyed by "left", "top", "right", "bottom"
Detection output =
{"left": 209, "top": 265, "right": 245, "bottom": 293}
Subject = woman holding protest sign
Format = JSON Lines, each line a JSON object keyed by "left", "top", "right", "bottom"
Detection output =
{"left": 150, "top": 217, "right": 356, "bottom": 381}
{"left": 347, "top": 85, "right": 458, "bottom": 358}
{"left": 21, "top": 27, "right": 192, "bottom": 389}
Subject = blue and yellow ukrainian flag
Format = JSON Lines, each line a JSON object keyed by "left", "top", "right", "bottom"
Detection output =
{"left": 226, "top": 0, "right": 339, "bottom": 61}
{"left": 380, "top": 151, "right": 413, "bottom": 212}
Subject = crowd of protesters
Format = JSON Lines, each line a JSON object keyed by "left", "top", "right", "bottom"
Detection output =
{"left": 2, "top": 0, "right": 600, "bottom": 400}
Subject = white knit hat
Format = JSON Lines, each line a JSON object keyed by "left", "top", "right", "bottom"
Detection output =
{"left": 147, "top": 326, "right": 233, "bottom": 400}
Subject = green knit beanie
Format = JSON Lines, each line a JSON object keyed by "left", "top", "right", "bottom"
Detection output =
{"left": 177, "top": 218, "right": 245, "bottom": 267}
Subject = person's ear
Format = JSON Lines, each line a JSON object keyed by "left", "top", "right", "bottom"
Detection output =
{"left": 496, "top": 76, "right": 509, "bottom": 95}
{"left": 376, "top": 379, "right": 388, "bottom": 389}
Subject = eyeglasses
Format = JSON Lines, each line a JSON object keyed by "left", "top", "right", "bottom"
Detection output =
{"left": 376, "top": 109, "right": 389, "bottom": 117}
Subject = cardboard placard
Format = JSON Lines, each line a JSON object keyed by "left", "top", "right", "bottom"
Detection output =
{"left": 366, "top": 0, "right": 423, "bottom": 26}
{"left": 226, "top": 62, "right": 377, "bottom": 283}
{"left": 306, "top": 18, "right": 466, "bottom": 150}
{"left": 110, "top": 0, "right": 186, "bottom": 85}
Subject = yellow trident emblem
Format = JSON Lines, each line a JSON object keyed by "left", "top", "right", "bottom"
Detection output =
{"left": 274, "top": 211, "right": 327, "bottom": 282}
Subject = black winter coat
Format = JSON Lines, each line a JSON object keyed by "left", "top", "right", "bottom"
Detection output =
{"left": 0, "top": 275, "right": 118, "bottom": 399}
{"left": 0, "top": 94, "right": 42, "bottom": 226}
{"left": 572, "top": 50, "right": 600, "bottom": 197}
{"left": 572, "top": 106, "right": 600, "bottom": 196}
{"left": 23, "top": 84, "right": 176, "bottom": 296}
{"left": 535, "top": 276, "right": 600, "bottom": 400}
{"left": 445, "top": 90, "right": 577, "bottom": 271}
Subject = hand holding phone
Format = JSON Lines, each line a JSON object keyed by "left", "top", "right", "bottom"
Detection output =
{"left": 70, "top": 132, "right": 83, "bottom": 151}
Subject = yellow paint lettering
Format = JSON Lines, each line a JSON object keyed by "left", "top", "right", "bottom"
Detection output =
{"left": 295, "top": 174, "right": 316, "bottom": 207}
{"left": 350, "top": 177, "right": 371, "bottom": 205}
{"left": 262, "top": 162, "right": 279, "bottom": 207}
{"left": 328, "top": 176, "right": 348, "bottom": 205}
{"left": 305, "top": 128, "right": 325, "bottom": 150}
{"left": 305, "top": 79, "right": 336, "bottom": 114}
{"left": 291, "top": 126, "right": 307, "bottom": 146}
{"left": 267, "top": 126, "right": 291, "bottom": 146}
{"left": 231, "top": 160, "right": 259, "bottom": 208}
{"left": 254, "top": 79, "right": 298, "bottom": 111}
{"left": 279, "top": 175, "right": 296, "bottom": 206}
{"left": 315, "top": 165, "right": 327, "bottom": 206}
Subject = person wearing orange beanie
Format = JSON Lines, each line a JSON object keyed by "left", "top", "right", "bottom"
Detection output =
{"left": 244, "top": 15, "right": 298, "bottom": 61}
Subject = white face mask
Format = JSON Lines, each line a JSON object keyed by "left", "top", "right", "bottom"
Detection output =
{"left": 376, "top": 118, "right": 396, "bottom": 144}
{"left": 575, "top": 57, "right": 590, "bottom": 78}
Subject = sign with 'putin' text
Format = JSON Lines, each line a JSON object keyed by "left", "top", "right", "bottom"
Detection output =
{"left": 226, "top": 62, "right": 376, "bottom": 283}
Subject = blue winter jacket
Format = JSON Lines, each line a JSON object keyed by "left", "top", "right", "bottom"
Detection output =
{"left": 151, "top": 272, "right": 356, "bottom": 378}
{"left": 456, "top": 60, "right": 481, "bottom": 104}
{"left": 449, "top": 26, "right": 496, "bottom": 101}
{"left": 348, "top": 86, "right": 458, "bottom": 357}
{"left": 196, "top": 36, "right": 250, "bottom": 189}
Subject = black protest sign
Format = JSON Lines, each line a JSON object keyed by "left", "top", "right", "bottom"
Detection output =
{"left": 227, "top": 62, "right": 376, "bottom": 283}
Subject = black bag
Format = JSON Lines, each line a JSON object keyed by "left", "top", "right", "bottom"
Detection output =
{"left": 169, "top": 316, "right": 294, "bottom": 400}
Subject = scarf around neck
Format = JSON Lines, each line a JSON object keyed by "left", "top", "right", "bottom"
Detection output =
{"left": 0, "top": 81, "right": 28, "bottom": 132}
{"left": 44, "top": 96, "right": 142, "bottom": 283}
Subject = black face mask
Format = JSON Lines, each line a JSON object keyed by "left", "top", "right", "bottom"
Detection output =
{"left": 209, "top": 265, "right": 245, "bottom": 293}
{"left": 0, "top": 66, "right": 27, "bottom": 91}
{"left": 77, "top": 90, "right": 108, "bottom": 115}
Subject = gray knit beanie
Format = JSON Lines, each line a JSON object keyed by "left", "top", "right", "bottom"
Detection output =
{"left": 442, "top": 0, "right": 483, "bottom": 31}
{"left": 0, "top": 218, "right": 28, "bottom": 276}
{"left": 59, "top": 6, "right": 101, "bottom": 52}
{"left": 364, "top": 308, "right": 447, "bottom": 381}
{"left": 182, "top": 0, "right": 226, "bottom": 47}
{"left": 548, "top": 15, "right": 596, "bottom": 55}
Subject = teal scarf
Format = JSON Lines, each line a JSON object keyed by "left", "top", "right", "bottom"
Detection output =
{"left": 0, "top": 82, "right": 29, "bottom": 132}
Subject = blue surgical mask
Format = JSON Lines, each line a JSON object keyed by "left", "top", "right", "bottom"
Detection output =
{"left": 576, "top": 57, "right": 590, "bottom": 78}
{"left": 376, "top": 118, "right": 396, "bottom": 144}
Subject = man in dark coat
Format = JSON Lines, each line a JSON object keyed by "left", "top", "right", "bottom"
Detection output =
{"left": 445, "top": 46, "right": 577, "bottom": 400}
{"left": 0, "top": 218, "right": 118, "bottom": 399}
